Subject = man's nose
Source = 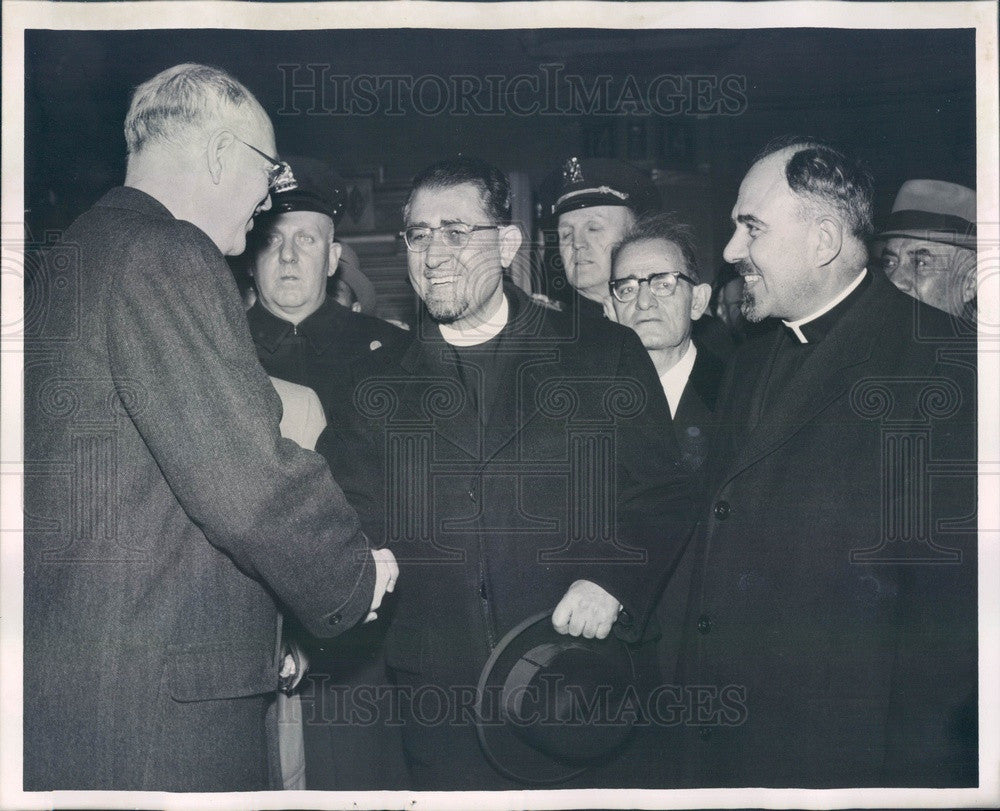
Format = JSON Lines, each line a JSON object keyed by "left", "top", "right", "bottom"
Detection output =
{"left": 888, "top": 269, "right": 913, "bottom": 293}
{"left": 635, "top": 280, "right": 657, "bottom": 310}
{"left": 279, "top": 238, "right": 297, "bottom": 263}
{"left": 424, "top": 233, "right": 452, "bottom": 269}
{"left": 258, "top": 194, "right": 272, "bottom": 214}
{"left": 722, "top": 229, "right": 746, "bottom": 264}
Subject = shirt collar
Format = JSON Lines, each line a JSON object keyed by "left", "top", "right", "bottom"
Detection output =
{"left": 658, "top": 340, "right": 698, "bottom": 418}
{"left": 782, "top": 268, "right": 869, "bottom": 344}
{"left": 439, "top": 293, "right": 510, "bottom": 346}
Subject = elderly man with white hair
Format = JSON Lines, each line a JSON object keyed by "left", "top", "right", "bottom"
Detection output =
{"left": 24, "top": 63, "right": 396, "bottom": 791}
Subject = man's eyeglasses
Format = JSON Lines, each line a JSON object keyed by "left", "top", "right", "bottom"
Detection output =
{"left": 400, "top": 223, "right": 500, "bottom": 252}
{"left": 234, "top": 136, "right": 297, "bottom": 193}
{"left": 609, "top": 271, "right": 697, "bottom": 303}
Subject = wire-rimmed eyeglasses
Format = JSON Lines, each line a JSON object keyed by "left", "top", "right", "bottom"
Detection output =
{"left": 400, "top": 223, "right": 500, "bottom": 252}
{"left": 609, "top": 271, "right": 697, "bottom": 303}
{"left": 234, "top": 136, "right": 297, "bottom": 193}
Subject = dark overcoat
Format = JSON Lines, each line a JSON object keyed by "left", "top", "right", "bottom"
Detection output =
{"left": 245, "top": 296, "right": 411, "bottom": 790}
{"left": 318, "top": 286, "right": 697, "bottom": 787}
{"left": 23, "top": 188, "right": 375, "bottom": 791}
{"left": 671, "top": 342, "right": 727, "bottom": 476}
{"left": 673, "top": 271, "right": 977, "bottom": 787}
{"left": 246, "top": 296, "right": 409, "bottom": 431}
{"left": 649, "top": 341, "right": 727, "bottom": 687}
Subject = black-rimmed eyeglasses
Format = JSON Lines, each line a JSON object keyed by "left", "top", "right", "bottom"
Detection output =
{"left": 609, "top": 271, "right": 697, "bottom": 303}
{"left": 234, "top": 136, "right": 297, "bottom": 193}
{"left": 400, "top": 223, "right": 500, "bottom": 252}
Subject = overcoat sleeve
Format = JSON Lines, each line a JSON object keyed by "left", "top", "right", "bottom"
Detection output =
{"left": 589, "top": 328, "right": 699, "bottom": 642}
{"left": 104, "top": 223, "right": 375, "bottom": 638}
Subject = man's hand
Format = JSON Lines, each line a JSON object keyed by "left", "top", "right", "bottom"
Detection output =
{"left": 365, "top": 547, "right": 398, "bottom": 623}
{"left": 551, "top": 579, "right": 622, "bottom": 639}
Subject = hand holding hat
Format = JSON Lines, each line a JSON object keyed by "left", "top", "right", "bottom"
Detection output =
{"left": 551, "top": 579, "right": 622, "bottom": 639}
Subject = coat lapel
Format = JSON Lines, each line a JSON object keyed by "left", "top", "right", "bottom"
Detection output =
{"left": 724, "top": 282, "right": 880, "bottom": 483}
{"left": 397, "top": 334, "right": 482, "bottom": 459}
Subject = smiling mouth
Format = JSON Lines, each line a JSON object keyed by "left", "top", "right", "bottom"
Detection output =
{"left": 428, "top": 276, "right": 458, "bottom": 287}
{"left": 742, "top": 273, "right": 762, "bottom": 284}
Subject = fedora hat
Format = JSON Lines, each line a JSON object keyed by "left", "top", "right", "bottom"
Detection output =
{"left": 475, "top": 610, "right": 637, "bottom": 785}
{"left": 879, "top": 179, "right": 976, "bottom": 250}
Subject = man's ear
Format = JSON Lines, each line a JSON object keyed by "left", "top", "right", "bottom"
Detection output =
{"left": 813, "top": 215, "right": 843, "bottom": 267}
{"left": 498, "top": 224, "right": 523, "bottom": 269}
{"left": 954, "top": 248, "right": 978, "bottom": 304}
{"left": 206, "top": 129, "right": 235, "bottom": 186}
{"left": 328, "top": 241, "right": 343, "bottom": 277}
{"left": 689, "top": 282, "right": 712, "bottom": 320}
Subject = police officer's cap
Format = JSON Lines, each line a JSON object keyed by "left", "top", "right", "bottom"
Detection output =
{"left": 266, "top": 155, "right": 346, "bottom": 224}
{"left": 545, "top": 157, "right": 660, "bottom": 219}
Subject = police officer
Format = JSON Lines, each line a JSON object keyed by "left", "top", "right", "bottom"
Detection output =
{"left": 245, "top": 155, "right": 409, "bottom": 789}
{"left": 246, "top": 156, "right": 408, "bottom": 429}
{"left": 542, "top": 157, "right": 661, "bottom": 319}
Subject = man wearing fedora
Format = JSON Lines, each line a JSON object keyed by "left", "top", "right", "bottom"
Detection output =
{"left": 244, "top": 156, "right": 410, "bottom": 789}
{"left": 877, "top": 179, "right": 977, "bottom": 321}
{"left": 317, "top": 157, "right": 696, "bottom": 789}
{"left": 671, "top": 137, "right": 976, "bottom": 787}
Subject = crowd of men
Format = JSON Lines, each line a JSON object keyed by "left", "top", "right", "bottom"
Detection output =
{"left": 24, "top": 63, "right": 978, "bottom": 793}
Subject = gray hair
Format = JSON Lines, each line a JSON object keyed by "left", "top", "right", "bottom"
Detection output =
{"left": 124, "top": 63, "right": 261, "bottom": 155}
{"left": 610, "top": 212, "right": 701, "bottom": 283}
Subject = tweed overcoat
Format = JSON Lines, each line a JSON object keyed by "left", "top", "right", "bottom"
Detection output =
{"left": 23, "top": 187, "right": 375, "bottom": 791}
{"left": 673, "top": 271, "right": 978, "bottom": 787}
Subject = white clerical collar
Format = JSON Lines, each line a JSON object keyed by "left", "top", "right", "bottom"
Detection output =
{"left": 658, "top": 341, "right": 698, "bottom": 419}
{"left": 783, "top": 268, "right": 868, "bottom": 344}
{"left": 438, "top": 293, "right": 509, "bottom": 346}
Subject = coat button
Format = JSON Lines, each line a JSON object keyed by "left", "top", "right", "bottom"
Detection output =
{"left": 697, "top": 614, "right": 713, "bottom": 635}
{"left": 699, "top": 727, "right": 712, "bottom": 741}
{"left": 479, "top": 579, "right": 488, "bottom": 600}
{"left": 713, "top": 500, "right": 731, "bottom": 520}
{"left": 327, "top": 612, "right": 342, "bottom": 626}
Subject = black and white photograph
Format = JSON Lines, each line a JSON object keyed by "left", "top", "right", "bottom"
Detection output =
{"left": 2, "top": 1, "right": 997, "bottom": 809}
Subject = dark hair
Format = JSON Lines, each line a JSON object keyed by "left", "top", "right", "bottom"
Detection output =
{"left": 610, "top": 212, "right": 701, "bottom": 283}
{"left": 403, "top": 157, "right": 512, "bottom": 225}
{"left": 754, "top": 135, "right": 875, "bottom": 241}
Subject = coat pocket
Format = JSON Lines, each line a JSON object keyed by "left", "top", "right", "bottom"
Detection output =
{"left": 165, "top": 644, "right": 279, "bottom": 702}
{"left": 384, "top": 622, "right": 427, "bottom": 676}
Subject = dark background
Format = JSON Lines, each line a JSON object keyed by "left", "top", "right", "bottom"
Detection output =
{"left": 24, "top": 27, "right": 976, "bottom": 320}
